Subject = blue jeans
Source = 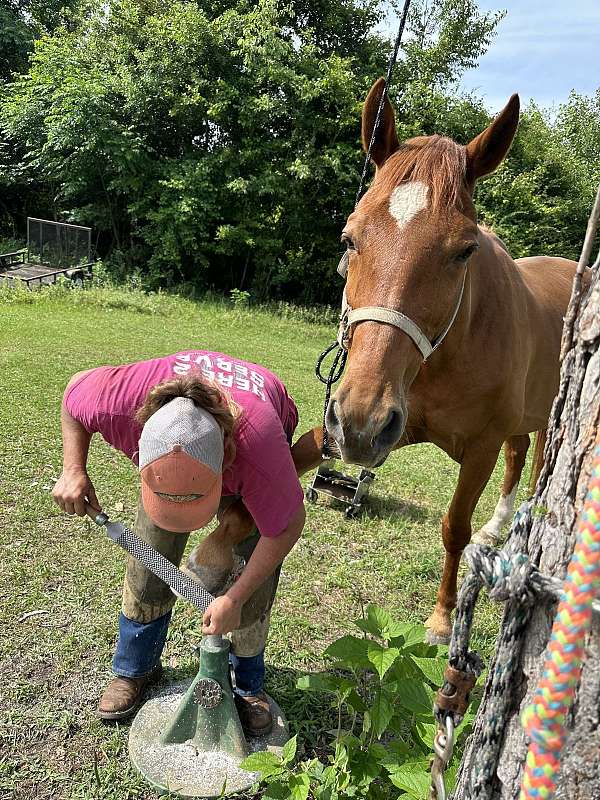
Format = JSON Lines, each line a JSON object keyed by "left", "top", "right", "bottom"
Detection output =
{"left": 112, "top": 611, "right": 265, "bottom": 695}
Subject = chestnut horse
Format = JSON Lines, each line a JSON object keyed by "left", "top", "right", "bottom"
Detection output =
{"left": 321, "top": 79, "right": 581, "bottom": 641}
{"left": 190, "top": 80, "right": 579, "bottom": 645}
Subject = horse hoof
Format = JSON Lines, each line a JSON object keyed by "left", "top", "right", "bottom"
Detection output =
{"left": 471, "top": 527, "right": 501, "bottom": 547}
{"left": 425, "top": 629, "right": 451, "bottom": 646}
{"left": 424, "top": 613, "right": 452, "bottom": 645}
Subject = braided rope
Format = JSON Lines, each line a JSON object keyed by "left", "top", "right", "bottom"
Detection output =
{"left": 442, "top": 496, "right": 600, "bottom": 800}
{"left": 519, "top": 447, "right": 600, "bottom": 800}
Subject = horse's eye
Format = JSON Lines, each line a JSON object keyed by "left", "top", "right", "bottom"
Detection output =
{"left": 341, "top": 233, "right": 356, "bottom": 252}
{"left": 456, "top": 244, "right": 478, "bottom": 262}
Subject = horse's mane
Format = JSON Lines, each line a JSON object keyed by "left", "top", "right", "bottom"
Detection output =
{"left": 480, "top": 223, "right": 510, "bottom": 253}
{"left": 375, "top": 135, "right": 467, "bottom": 209}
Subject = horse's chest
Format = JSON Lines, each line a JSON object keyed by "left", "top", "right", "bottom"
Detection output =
{"left": 408, "top": 373, "right": 504, "bottom": 456}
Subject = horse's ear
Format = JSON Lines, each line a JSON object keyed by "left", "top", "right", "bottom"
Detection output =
{"left": 465, "top": 94, "right": 520, "bottom": 185}
{"left": 362, "top": 78, "right": 400, "bottom": 168}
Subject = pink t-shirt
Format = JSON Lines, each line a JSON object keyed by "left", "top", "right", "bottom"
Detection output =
{"left": 65, "top": 351, "right": 303, "bottom": 537}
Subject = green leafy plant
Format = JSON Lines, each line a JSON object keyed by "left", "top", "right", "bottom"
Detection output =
{"left": 241, "top": 604, "right": 475, "bottom": 800}
{"left": 229, "top": 287, "right": 251, "bottom": 310}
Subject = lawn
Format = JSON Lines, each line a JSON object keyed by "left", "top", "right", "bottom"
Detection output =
{"left": 0, "top": 284, "right": 526, "bottom": 800}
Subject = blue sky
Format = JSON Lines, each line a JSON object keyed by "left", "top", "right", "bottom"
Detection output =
{"left": 459, "top": 0, "right": 600, "bottom": 111}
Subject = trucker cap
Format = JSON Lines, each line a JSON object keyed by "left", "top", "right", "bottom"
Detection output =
{"left": 139, "top": 397, "right": 224, "bottom": 533}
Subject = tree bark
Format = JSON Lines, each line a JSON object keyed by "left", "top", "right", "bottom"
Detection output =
{"left": 454, "top": 223, "right": 600, "bottom": 798}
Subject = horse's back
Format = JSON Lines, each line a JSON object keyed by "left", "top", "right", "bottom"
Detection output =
{"left": 515, "top": 256, "right": 577, "bottom": 313}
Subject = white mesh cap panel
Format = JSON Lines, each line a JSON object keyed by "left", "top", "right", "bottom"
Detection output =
{"left": 139, "top": 397, "right": 224, "bottom": 473}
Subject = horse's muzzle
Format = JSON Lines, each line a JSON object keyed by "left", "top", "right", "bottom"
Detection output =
{"left": 325, "top": 398, "right": 405, "bottom": 467}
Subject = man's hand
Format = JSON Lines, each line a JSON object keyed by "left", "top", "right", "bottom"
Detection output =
{"left": 52, "top": 466, "right": 100, "bottom": 516}
{"left": 202, "top": 595, "right": 242, "bottom": 636}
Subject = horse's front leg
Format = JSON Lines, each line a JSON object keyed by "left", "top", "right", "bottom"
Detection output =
{"left": 292, "top": 426, "right": 327, "bottom": 475}
{"left": 425, "top": 442, "right": 502, "bottom": 644}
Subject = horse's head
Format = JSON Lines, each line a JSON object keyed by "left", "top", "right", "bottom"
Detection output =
{"left": 326, "top": 79, "right": 520, "bottom": 467}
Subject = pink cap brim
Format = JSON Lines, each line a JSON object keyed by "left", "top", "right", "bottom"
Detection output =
{"left": 141, "top": 475, "right": 221, "bottom": 533}
{"left": 140, "top": 449, "right": 222, "bottom": 533}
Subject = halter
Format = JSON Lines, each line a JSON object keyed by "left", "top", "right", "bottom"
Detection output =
{"left": 336, "top": 251, "right": 468, "bottom": 361}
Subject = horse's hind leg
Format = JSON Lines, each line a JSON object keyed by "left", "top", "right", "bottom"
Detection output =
{"left": 425, "top": 442, "right": 501, "bottom": 643}
{"left": 472, "top": 434, "right": 530, "bottom": 547}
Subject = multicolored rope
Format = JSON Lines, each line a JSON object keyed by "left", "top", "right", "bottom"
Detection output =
{"left": 520, "top": 445, "right": 600, "bottom": 800}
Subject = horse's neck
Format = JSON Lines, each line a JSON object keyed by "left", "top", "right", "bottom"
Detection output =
{"left": 473, "top": 224, "right": 525, "bottom": 308}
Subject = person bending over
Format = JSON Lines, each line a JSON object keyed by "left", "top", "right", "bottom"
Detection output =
{"left": 52, "top": 350, "right": 321, "bottom": 735}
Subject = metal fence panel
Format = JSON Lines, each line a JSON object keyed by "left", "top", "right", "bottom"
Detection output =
{"left": 27, "top": 218, "right": 91, "bottom": 268}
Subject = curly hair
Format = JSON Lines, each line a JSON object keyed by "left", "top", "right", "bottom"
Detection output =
{"left": 136, "top": 375, "right": 240, "bottom": 467}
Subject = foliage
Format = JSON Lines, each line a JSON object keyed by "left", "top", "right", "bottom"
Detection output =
{"left": 474, "top": 94, "right": 600, "bottom": 262}
{"left": 400, "top": 0, "right": 504, "bottom": 89}
{"left": 241, "top": 604, "right": 475, "bottom": 800}
{"left": 229, "top": 287, "right": 251, "bottom": 310}
{"left": 0, "top": 0, "right": 81, "bottom": 84}
{"left": 1, "top": 0, "right": 598, "bottom": 302}
{"left": 0, "top": 3, "right": 33, "bottom": 80}
{"left": 0, "top": 0, "right": 504, "bottom": 302}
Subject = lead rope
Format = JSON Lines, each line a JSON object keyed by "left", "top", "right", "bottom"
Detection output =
{"left": 429, "top": 466, "right": 600, "bottom": 800}
{"left": 316, "top": 0, "right": 412, "bottom": 458}
{"left": 315, "top": 342, "right": 347, "bottom": 457}
{"left": 520, "top": 447, "right": 600, "bottom": 800}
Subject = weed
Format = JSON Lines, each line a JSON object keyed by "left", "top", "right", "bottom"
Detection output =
{"left": 241, "top": 605, "right": 477, "bottom": 800}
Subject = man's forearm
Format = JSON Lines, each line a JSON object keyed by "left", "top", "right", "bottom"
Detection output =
{"left": 225, "top": 507, "right": 305, "bottom": 606}
{"left": 61, "top": 403, "right": 93, "bottom": 469}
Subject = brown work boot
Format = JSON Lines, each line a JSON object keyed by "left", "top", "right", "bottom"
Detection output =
{"left": 97, "top": 664, "right": 163, "bottom": 721}
{"left": 234, "top": 691, "right": 273, "bottom": 737}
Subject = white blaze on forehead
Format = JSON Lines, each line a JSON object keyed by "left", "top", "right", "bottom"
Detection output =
{"left": 388, "top": 181, "right": 429, "bottom": 230}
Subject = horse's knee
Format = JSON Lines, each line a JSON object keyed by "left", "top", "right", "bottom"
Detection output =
{"left": 291, "top": 427, "right": 323, "bottom": 476}
{"left": 441, "top": 514, "right": 471, "bottom": 554}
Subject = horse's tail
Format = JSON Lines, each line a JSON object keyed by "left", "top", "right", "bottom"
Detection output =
{"left": 529, "top": 428, "right": 547, "bottom": 494}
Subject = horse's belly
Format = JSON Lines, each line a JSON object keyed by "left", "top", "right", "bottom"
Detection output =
{"left": 516, "top": 256, "right": 578, "bottom": 431}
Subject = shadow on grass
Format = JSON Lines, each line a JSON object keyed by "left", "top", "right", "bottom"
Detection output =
{"left": 316, "top": 491, "right": 430, "bottom": 524}
{"left": 362, "top": 494, "right": 431, "bottom": 523}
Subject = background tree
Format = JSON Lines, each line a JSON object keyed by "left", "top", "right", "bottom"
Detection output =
{"left": 0, "top": 0, "right": 78, "bottom": 234}
{"left": 0, "top": 0, "right": 503, "bottom": 298}
{"left": 0, "top": 0, "right": 598, "bottom": 302}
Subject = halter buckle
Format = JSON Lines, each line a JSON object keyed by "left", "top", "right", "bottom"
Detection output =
{"left": 338, "top": 308, "right": 352, "bottom": 350}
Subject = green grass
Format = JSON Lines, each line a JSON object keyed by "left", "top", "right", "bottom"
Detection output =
{"left": 0, "top": 284, "right": 528, "bottom": 799}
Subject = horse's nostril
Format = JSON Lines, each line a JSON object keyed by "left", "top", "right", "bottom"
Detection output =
{"left": 373, "top": 409, "right": 404, "bottom": 449}
{"left": 325, "top": 398, "right": 344, "bottom": 444}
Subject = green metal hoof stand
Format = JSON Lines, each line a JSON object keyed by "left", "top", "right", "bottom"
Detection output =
{"left": 128, "top": 634, "right": 289, "bottom": 798}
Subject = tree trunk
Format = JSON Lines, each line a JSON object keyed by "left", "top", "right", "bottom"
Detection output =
{"left": 454, "top": 205, "right": 600, "bottom": 799}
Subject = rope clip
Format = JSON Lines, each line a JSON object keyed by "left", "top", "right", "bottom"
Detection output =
{"left": 430, "top": 715, "right": 455, "bottom": 800}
